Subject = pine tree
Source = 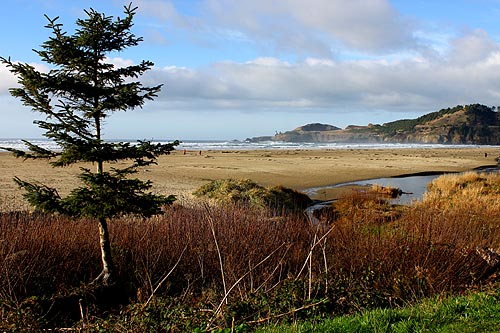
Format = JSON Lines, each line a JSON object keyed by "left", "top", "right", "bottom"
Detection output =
{"left": 1, "top": 4, "right": 179, "bottom": 284}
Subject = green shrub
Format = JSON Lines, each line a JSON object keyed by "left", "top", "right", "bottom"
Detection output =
{"left": 193, "top": 179, "right": 312, "bottom": 211}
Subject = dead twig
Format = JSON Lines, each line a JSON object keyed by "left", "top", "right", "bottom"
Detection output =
{"left": 204, "top": 203, "right": 228, "bottom": 304}
{"left": 246, "top": 298, "right": 328, "bottom": 325}
{"left": 142, "top": 244, "right": 188, "bottom": 309}
{"left": 206, "top": 242, "right": 287, "bottom": 331}
{"left": 295, "top": 224, "right": 335, "bottom": 280}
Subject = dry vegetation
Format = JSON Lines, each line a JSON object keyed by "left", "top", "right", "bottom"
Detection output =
{"left": 1, "top": 172, "right": 500, "bottom": 331}
{"left": 193, "top": 178, "right": 312, "bottom": 211}
{"left": 370, "top": 184, "right": 403, "bottom": 198}
{"left": 424, "top": 171, "right": 500, "bottom": 207}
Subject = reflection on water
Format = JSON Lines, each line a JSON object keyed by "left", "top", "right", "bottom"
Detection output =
{"left": 306, "top": 166, "right": 500, "bottom": 205}
{"left": 334, "top": 174, "right": 443, "bottom": 205}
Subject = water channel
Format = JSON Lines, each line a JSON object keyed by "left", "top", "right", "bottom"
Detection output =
{"left": 305, "top": 165, "right": 500, "bottom": 206}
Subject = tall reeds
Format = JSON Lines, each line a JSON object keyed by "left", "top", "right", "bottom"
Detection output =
{"left": 1, "top": 172, "right": 499, "bottom": 329}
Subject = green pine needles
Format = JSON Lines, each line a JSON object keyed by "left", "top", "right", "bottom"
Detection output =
{"left": 1, "top": 3, "right": 179, "bottom": 284}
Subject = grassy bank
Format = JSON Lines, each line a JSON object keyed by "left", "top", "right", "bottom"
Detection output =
{"left": 1, "top": 172, "right": 499, "bottom": 331}
{"left": 260, "top": 288, "right": 500, "bottom": 332}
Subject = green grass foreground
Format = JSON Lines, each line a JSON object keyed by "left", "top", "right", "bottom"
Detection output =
{"left": 259, "top": 289, "right": 500, "bottom": 333}
{"left": 1, "top": 172, "right": 499, "bottom": 331}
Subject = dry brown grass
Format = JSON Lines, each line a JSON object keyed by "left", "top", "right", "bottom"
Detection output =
{"left": 1, "top": 172, "right": 499, "bottom": 328}
{"left": 370, "top": 184, "right": 403, "bottom": 198}
{"left": 423, "top": 172, "right": 500, "bottom": 211}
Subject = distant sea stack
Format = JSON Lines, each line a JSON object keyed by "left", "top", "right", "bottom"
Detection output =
{"left": 246, "top": 104, "right": 500, "bottom": 145}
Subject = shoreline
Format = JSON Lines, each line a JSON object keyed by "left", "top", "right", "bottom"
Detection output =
{"left": 1, "top": 147, "right": 499, "bottom": 208}
{"left": 305, "top": 163, "right": 500, "bottom": 201}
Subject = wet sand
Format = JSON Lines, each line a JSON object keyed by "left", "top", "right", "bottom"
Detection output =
{"left": 0, "top": 147, "right": 498, "bottom": 208}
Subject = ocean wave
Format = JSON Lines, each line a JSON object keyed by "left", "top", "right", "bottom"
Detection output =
{"left": 0, "top": 138, "right": 494, "bottom": 152}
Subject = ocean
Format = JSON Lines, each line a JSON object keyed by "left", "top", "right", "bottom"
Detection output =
{"left": 0, "top": 138, "right": 495, "bottom": 152}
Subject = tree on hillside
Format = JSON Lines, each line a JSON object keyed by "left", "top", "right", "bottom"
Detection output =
{"left": 1, "top": 4, "right": 179, "bottom": 284}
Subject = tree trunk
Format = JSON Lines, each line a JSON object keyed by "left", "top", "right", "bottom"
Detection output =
{"left": 98, "top": 217, "right": 115, "bottom": 284}
{"left": 94, "top": 112, "right": 114, "bottom": 283}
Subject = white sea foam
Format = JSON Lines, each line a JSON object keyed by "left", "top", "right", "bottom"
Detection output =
{"left": 0, "top": 138, "right": 495, "bottom": 152}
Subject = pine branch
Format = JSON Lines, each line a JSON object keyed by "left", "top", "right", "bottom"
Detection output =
{"left": 3, "top": 4, "right": 179, "bottom": 286}
{"left": 60, "top": 168, "right": 176, "bottom": 219}
{"left": 0, "top": 140, "right": 59, "bottom": 160}
{"left": 14, "top": 176, "right": 62, "bottom": 213}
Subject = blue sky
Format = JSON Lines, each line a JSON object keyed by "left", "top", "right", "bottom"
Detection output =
{"left": 2, "top": 0, "right": 500, "bottom": 140}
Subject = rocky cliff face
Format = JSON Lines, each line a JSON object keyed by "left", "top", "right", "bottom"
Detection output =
{"left": 247, "top": 104, "right": 500, "bottom": 145}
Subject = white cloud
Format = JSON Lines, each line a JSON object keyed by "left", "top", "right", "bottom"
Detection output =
{"left": 5, "top": 28, "right": 500, "bottom": 121}
{"left": 0, "top": 61, "right": 50, "bottom": 96}
{"left": 135, "top": 0, "right": 206, "bottom": 35}
{"left": 448, "top": 29, "right": 500, "bottom": 64}
{"left": 246, "top": 57, "right": 290, "bottom": 66}
{"left": 305, "top": 58, "right": 335, "bottom": 66}
{"left": 201, "top": 0, "right": 417, "bottom": 54}
{"left": 145, "top": 29, "right": 500, "bottom": 115}
{"left": 284, "top": 0, "right": 415, "bottom": 51}
{"left": 135, "top": 0, "right": 187, "bottom": 27}
{"left": 136, "top": 0, "right": 418, "bottom": 57}
{"left": 105, "top": 57, "right": 135, "bottom": 68}
{"left": 0, "top": 63, "right": 17, "bottom": 95}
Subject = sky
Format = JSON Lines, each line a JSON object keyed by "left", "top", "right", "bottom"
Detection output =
{"left": 2, "top": 0, "right": 500, "bottom": 140}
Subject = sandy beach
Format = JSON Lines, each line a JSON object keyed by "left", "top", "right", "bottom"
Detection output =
{"left": 1, "top": 147, "right": 498, "bottom": 208}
